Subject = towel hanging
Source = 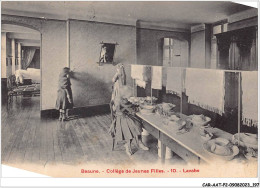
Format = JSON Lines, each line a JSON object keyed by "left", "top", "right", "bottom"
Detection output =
{"left": 151, "top": 66, "right": 162, "bottom": 90}
{"left": 185, "top": 68, "right": 225, "bottom": 115}
{"left": 241, "top": 71, "right": 258, "bottom": 127}
{"left": 166, "top": 67, "right": 182, "bottom": 97}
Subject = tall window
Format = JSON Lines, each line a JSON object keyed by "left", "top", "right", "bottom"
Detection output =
{"left": 211, "top": 20, "right": 228, "bottom": 69}
{"left": 163, "top": 38, "right": 181, "bottom": 67}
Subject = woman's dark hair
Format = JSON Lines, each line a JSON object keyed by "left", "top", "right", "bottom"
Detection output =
{"left": 63, "top": 67, "right": 70, "bottom": 73}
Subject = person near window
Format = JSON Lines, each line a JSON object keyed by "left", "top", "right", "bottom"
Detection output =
{"left": 99, "top": 45, "right": 108, "bottom": 63}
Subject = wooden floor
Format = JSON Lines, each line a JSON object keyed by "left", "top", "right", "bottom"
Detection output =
{"left": 1, "top": 96, "right": 185, "bottom": 167}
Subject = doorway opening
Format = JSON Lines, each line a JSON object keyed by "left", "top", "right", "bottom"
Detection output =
{"left": 1, "top": 24, "right": 41, "bottom": 112}
{"left": 158, "top": 37, "right": 189, "bottom": 67}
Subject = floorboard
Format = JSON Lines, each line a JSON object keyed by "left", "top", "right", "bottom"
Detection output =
{"left": 2, "top": 96, "right": 185, "bottom": 168}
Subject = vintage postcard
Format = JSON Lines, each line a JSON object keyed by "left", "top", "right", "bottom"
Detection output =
{"left": 1, "top": 0, "right": 258, "bottom": 183}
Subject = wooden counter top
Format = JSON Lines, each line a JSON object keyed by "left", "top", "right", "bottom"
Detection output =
{"left": 136, "top": 112, "right": 234, "bottom": 164}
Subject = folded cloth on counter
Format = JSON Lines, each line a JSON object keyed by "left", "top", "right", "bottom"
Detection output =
{"left": 135, "top": 79, "right": 146, "bottom": 89}
{"left": 151, "top": 66, "right": 162, "bottom": 89}
{"left": 166, "top": 67, "right": 182, "bottom": 96}
{"left": 185, "top": 68, "right": 225, "bottom": 115}
{"left": 241, "top": 71, "right": 258, "bottom": 127}
{"left": 131, "top": 65, "right": 144, "bottom": 80}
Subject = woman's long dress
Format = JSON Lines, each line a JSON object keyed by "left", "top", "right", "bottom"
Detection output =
{"left": 55, "top": 74, "right": 73, "bottom": 110}
{"left": 110, "top": 78, "right": 142, "bottom": 141}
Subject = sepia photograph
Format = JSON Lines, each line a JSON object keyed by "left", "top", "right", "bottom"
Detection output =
{"left": 0, "top": 0, "right": 258, "bottom": 184}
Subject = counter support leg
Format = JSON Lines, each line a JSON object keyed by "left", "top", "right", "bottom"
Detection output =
{"left": 161, "top": 142, "right": 166, "bottom": 164}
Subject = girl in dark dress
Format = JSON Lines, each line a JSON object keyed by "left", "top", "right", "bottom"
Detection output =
{"left": 55, "top": 67, "right": 73, "bottom": 121}
{"left": 109, "top": 63, "right": 149, "bottom": 156}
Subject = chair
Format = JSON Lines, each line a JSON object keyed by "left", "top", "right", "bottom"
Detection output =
{"left": 7, "top": 75, "right": 18, "bottom": 104}
{"left": 109, "top": 100, "right": 128, "bottom": 151}
{"left": 110, "top": 100, "right": 142, "bottom": 151}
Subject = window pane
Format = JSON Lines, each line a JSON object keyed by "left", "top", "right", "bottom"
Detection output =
{"left": 223, "top": 23, "right": 228, "bottom": 32}
{"left": 164, "top": 38, "right": 170, "bottom": 46}
{"left": 170, "top": 38, "right": 174, "bottom": 45}
{"left": 213, "top": 25, "right": 222, "bottom": 35}
{"left": 210, "top": 39, "right": 217, "bottom": 69}
{"left": 170, "top": 48, "right": 174, "bottom": 59}
{"left": 163, "top": 48, "right": 169, "bottom": 59}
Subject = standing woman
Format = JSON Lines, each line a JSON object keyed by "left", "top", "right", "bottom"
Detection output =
{"left": 109, "top": 63, "right": 149, "bottom": 156}
{"left": 56, "top": 67, "right": 73, "bottom": 121}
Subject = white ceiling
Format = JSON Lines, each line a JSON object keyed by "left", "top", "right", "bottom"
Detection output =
{"left": 2, "top": 24, "right": 41, "bottom": 47}
{"left": 1, "top": 1, "right": 253, "bottom": 26}
{"left": 2, "top": 24, "right": 40, "bottom": 34}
